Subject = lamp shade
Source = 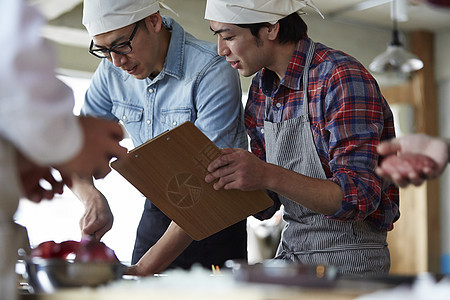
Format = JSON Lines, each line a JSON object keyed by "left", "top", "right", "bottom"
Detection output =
{"left": 369, "top": 44, "right": 424, "bottom": 73}
{"left": 369, "top": 25, "right": 424, "bottom": 74}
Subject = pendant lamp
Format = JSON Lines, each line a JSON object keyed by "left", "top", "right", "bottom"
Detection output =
{"left": 369, "top": 0, "right": 424, "bottom": 74}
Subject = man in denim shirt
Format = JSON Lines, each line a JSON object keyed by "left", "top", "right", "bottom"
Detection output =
{"left": 73, "top": 0, "right": 248, "bottom": 273}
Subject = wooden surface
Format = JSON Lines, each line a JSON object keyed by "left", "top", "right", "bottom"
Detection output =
{"left": 382, "top": 31, "right": 441, "bottom": 274}
{"left": 386, "top": 185, "right": 428, "bottom": 274}
{"left": 112, "top": 122, "right": 273, "bottom": 241}
{"left": 410, "top": 31, "right": 441, "bottom": 274}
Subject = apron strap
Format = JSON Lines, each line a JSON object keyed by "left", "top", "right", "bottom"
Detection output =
{"left": 302, "top": 41, "right": 315, "bottom": 116}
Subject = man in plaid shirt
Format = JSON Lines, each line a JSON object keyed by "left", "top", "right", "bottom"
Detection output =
{"left": 204, "top": 0, "right": 399, "bottom": 275}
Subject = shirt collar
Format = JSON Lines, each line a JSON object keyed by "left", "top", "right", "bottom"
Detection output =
{"left": 159, "top": 16, "right": 185, "bottom": 80}
{"left": 259, "top": 37, "right": 312, "bottom": 96}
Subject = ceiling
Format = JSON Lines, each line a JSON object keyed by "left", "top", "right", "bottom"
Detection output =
{"left": 25, "top": 0, "right": 450, "bottom": 72}
{"left": 311, "top": 0, "right": 450, "bottom": 32}
{"left": 28, "top": 0, "right": 450, "bottom": 32}
{"left": 24, "top": 0, "right": 450, "bottom": 86}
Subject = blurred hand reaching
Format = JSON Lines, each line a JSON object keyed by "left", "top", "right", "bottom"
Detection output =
{"left": 54, "top": 116, "right": 128, "bottom": 180}
{"left": 16, "top": 151, "right": 66, "bottom": 202}
{"left": 376, "top": 134, "right": 449, "bottom": 187}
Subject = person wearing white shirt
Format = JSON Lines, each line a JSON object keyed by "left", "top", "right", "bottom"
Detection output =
{"left": 0, "top": 1, "right": 127, "bottom": 299}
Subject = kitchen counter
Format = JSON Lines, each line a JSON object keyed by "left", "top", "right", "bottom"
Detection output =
{"left": 20, "top": 288, "right": 363, "bottom": 300}
{"left": 18, "top": 266, "right": 410, "bottom": 300}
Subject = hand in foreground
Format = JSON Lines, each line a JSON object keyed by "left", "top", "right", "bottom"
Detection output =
{"left": 16, "top": 150, "right": 66, "bottom": 202}
{"left": 205, "top": 148, "right": 267, "bottom": 191}
{"left": 54, "top": 116, "right": 128, "bottom": 180}
{"left": 70, "top": 175, "right": 113, "bottom": 241}
{"left": 376, "top": 134, "right": 449, "bottom": 187}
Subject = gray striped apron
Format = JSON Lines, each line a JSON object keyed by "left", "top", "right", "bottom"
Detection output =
{"left": 264, "top": 42, "right": 390, "bottom": 275}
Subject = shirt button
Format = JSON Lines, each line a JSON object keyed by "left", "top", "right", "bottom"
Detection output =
{"left": 261, "top": 128, "right": 264, "bottom": 134}
{"left": 172, "top": 121, "right": 177, "bottom": 126}
{"left": 276, "top": 103, "right": 282, "bottom": 108}
{"left": 148, "top": 88, "right": 154, "bottom": 93}
{"left": 122, "top": 115, "right": 127, "bottom": 121}
{"left": 146, "top": 120, "right": 151, "bottom": 125}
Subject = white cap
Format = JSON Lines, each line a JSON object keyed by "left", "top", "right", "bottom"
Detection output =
{"left": 205, "top": 0, "right": 323, "bottom": 24}
{"left": 82, "top": 0, "right": 160, "bottom": 36}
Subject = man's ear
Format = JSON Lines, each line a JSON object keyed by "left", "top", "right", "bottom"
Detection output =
{"left": 266, "top": 23, "right": 280, "bottom": 41}
{"left": 145, "top": 12, "right": 162, "bottom": 32}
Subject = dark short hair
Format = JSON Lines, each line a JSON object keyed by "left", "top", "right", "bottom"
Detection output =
{"left": 236, "top": 12, "right": 308, "bottom": 44}
{"left": 135, "top": 18, "right": 148, "bottom": 33}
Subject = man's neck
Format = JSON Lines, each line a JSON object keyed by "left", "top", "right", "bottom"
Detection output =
{"left": 149, "top": 29, "right": 172, "bottom": 79}
{"left": 266, "top": 42, "right": 297, "bottom": 80}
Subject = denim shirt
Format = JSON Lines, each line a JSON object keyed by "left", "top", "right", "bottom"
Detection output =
{"left": 82, "top": 17, "right": 247, "bottom": 150}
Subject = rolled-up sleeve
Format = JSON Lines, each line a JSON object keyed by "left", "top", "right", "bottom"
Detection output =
{"left": 320, "top": 62, "right": 398, "bottom": 230}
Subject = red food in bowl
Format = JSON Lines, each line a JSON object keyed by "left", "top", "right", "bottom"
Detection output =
{"left": 74, "top": 236, "right": 119, "bottom": 263}
{"left": 30, "top": 241, "right": 60, "bottom": 259}
{"left": 30, "top": 238, "right": 118, "bottom": 263}
{"left": 58, "top": 240, "right": 80, "bottom": 259}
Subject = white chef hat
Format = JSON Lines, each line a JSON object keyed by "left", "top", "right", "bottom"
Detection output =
{"left": 82, "top": 0, "right": 177, "bottom": 36}
{"left": 205, "top": 0, "right": 323, "bottom": 24}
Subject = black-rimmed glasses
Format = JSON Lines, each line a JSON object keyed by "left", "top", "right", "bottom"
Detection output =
{"left": 89, "top": 22, "right": 139, "bottom": 59}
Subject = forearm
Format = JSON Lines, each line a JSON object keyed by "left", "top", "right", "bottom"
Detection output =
{"left": 69, "top": 174, "right": 112, "bottom": 239}
{"left": 130, "top": 222, "right": 193, "bottom": 276}
{"left": 263, "top": 163, "right": 343, "bottom": 216}
{"left": 70, "top": 175, "right": 98, "bottom": 204}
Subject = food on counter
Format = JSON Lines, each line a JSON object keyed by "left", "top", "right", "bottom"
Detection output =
{"left": 30, "top": 240, "right": 60, "bottom": 259}
{"left": 75, "top": 236, "right": 119, "bottom": 263}
{"left": 57, "top": 240, "right": 81, "bottom": 258}
{"left": 30, "top": 237, "right": 119, "bottom": 263}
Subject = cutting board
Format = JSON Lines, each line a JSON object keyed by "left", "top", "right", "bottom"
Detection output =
{"left": 111, "top": 122, "right": 273, "bottom": 241}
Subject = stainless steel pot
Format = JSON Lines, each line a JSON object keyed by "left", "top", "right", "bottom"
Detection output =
{"left": 25, "top": 257, "right": 125, "bottom": 293}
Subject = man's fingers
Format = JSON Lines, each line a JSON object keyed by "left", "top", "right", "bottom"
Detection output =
{"left": 377, "top": 139, "right": 401, "bottom": 156}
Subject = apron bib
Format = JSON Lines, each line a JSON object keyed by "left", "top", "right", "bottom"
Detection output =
{"left": 264, "top": 42, "right": 390, "bottom": 275}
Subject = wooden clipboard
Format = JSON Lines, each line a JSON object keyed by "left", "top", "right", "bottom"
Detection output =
{"left": 111, "top": 122, "right": 273, "bottom": 241}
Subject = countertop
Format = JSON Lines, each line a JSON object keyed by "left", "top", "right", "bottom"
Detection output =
{"left": 18, "top": 266, "right": 414, "bottom": 300}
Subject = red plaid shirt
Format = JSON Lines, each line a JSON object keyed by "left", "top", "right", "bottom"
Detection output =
{"left": 247, "top": 38, "right": 399, "bottom": 231}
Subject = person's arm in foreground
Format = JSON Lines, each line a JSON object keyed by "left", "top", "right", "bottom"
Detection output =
{"left": 1, "top": 4, "right": 127, "bottom": 180}
{"left": 16, "top": 150, "right": 66, "bottom": 202}
{"left": 376, "top": 134, "right": 450, "bottom": 187}
{"left": 0, "top": 0, "right": 127, "bottom": 202}
{"left": 126, "top": 221, "right": 193, "bottom": 276}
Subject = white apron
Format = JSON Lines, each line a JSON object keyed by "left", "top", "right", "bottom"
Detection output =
{"left": 264, "top": 42, "right": 390, "bottom": 275}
